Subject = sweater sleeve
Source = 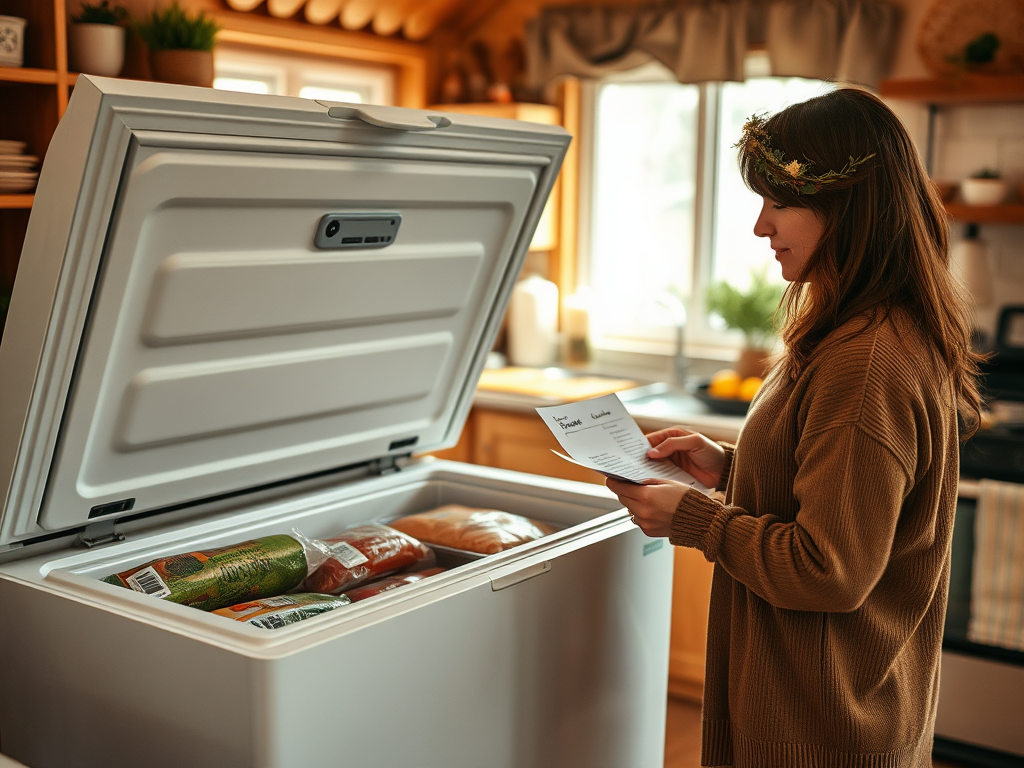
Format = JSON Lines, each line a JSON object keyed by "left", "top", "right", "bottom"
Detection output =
{"left": 670, "top": 424, "right": 910, "bottom": 612}
{"left": 715, "top": 442, "right": 735, "bottom": 492}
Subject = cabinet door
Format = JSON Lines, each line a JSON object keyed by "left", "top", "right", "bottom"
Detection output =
{"left": 668, "top": 546, "right": 714, "bottom": 701}
{"left": 473, "top": 408, "right": 604, "bottom": 484}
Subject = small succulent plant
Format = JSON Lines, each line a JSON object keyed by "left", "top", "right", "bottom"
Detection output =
{"left": 135, "top": 1, "right": 220, "bottom": 52}
{"left": 72, "top": 0, "right": 128, "bottom": 25}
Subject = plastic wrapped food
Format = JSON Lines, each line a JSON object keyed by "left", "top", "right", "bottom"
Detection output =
{"left": 343, "top": 568, "right": 446, "bottom": 603}
{"left": 303, "top": 525, "right": 434, "bottom": 595}
{"left": 213, "top": 593, "right": 351, "bottom": 630}
{"left": 102, "top": 532, "right": 329, "bottom": 612}
{"left": 388, "top": 505, "right": 555, "bottom": 555}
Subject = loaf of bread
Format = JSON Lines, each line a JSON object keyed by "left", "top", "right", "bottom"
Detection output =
{"left": 387, "top": 505, "right": 555, "bottom": 555}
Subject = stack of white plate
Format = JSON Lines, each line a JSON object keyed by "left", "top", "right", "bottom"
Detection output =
{"left": 0, "top": 140, "right": 39, "bottom": 194}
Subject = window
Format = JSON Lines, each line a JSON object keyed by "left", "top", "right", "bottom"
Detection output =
{"left": 582, "top": 55, "right": 833, "bottom": 355}
{"left": 213, "top": 45, "right": 395, "bottom": 105}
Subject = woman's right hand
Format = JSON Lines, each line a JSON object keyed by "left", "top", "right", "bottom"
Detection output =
{"left": 645, "top": 426, "right": 726, "bottom": 489}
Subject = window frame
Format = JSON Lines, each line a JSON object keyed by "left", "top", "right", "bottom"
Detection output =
{"left": 579, "top": 58, "right": 824, "bottom": 360}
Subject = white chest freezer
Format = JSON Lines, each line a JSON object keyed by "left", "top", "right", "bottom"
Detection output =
{"left": 0, "top": 77, "right": 673, "bottom": 768}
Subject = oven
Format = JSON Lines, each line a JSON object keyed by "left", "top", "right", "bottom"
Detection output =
{"left": 935, "top": 306, "right": 1024, "bottom": 768}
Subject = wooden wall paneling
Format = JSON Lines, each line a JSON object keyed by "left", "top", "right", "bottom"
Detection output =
{"left": 0, "top": 83, "right": 60, "bottom": 163}
{"left": 0, "top": 0, "right": 57, "bottom": 70}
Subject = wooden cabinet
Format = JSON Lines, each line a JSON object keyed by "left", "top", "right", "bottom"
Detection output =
{"left": 473, "top": 407, "right": 605, "bottom": 484}
{"left": 669, "top": 547, "right": 714, "bottom": 702}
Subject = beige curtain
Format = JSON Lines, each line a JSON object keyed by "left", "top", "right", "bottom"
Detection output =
{"left": 525, "top": 0, "right": 900, "bottom": 88}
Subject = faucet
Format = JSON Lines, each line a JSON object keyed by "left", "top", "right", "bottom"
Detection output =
{"left": 651, "top": 292, "right": 689, "bottom": 388}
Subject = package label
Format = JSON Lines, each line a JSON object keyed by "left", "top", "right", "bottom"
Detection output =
{"left": 125, "top": 566, "right": 172, "bottom": 599}
{"left": 329, "top": 540, "right": 370, "bottom": 569}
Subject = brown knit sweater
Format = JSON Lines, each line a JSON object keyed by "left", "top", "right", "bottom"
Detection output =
{"left": 671, "top": 311, "right": 960, "bottom": 768}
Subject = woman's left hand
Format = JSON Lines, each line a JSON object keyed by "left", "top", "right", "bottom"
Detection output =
{"left": 605, "top": 477, "right": 690, "bottom": 538}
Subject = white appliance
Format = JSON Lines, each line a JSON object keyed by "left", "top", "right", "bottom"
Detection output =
{"left": 0, "top": 77, "right": 673, "bottom": 768}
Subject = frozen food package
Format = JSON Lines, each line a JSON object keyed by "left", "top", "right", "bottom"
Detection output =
{"left": 102, "top": 532, "right": 329, "bottom": 611}
{"left": 343, "top": 568, "right": 446, "bottom": 603}
{"left": 388, "top": 505, "right": 555, "bottom": 555}
{"left": 212, "top": 593, "right": 352, "bottom": 630}
{"left": 303, "top": 525, "right": 435, "bottom": 595}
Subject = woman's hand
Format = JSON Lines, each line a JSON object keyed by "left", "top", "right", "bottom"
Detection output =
{"left": 606, "top": 478, "right": 689, "bottom": 538}
{"left": 644, "top": 426, "right": 726, "bottom": 489}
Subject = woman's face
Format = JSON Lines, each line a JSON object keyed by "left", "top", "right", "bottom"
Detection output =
{"left": 753, "top": 197, "right": 825, "bottom": 282}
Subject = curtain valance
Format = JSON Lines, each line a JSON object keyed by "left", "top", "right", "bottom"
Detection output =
{"left": 525, "top": 0, "right": 900, "bottom": 88}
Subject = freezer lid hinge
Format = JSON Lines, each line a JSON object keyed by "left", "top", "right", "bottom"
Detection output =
{"left": 77, "top": 520, "right": 126, "bottom": 549}
{"left": 369, "top": 454, "right": 411, "bottom": 476}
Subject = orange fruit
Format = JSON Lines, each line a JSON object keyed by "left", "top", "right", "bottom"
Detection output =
{"left": 738, "top": 377, "right": 763, "bottom": 402}
{"left": 708, "top": 369, "right": 741, "bottom": 399}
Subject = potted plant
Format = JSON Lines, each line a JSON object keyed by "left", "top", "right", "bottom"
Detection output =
{"left": 69, "top": 1, "right": 128, "bottom": 77}
{"left": 135, "top": 1, "right": 219, "bottom": 88}
{"left": 705, "top": 267, "right": 783, "bottom": 379}
{"left": 960, "top": 168, "right": 1008, "bottom": 206}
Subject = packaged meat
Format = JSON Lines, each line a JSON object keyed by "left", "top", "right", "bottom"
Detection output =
{"left": 303, "top": 525, "right": 435, "bottom": 595}
{"left": 388, "top": 505, "right": 555, "bottom": 555}
{"left": 343, "top": 568, "right": 446, "bottom": 603}
{"left": 102, "top": 532, "right": 329, "bottom": 611}
{"left": 213, "top": 593, "right": 352, "bottom": 629}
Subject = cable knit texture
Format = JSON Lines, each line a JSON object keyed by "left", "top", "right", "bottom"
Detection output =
{"left": 670, "top": 311, "right": 959, "bottom": 768}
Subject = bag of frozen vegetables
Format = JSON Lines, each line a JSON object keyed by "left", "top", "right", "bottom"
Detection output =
{"left": 102, "top": 531, "right": 330, "bottom": 612}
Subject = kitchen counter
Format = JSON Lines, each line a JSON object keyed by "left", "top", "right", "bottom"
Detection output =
{"left": 473, "top": 375, "right": 745, "bottom": 444}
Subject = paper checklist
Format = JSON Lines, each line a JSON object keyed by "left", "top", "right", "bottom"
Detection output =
{"left": 536, "top": 393, "right": 709, "bottom": 492}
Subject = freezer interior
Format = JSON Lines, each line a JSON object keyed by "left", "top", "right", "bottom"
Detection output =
{"left": 2, "top": 461, "right": 630, "bottom": 647}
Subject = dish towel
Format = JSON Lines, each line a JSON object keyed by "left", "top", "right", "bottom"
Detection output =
{"left": 968, "top": 479, "right": 1024, "bottom": 651}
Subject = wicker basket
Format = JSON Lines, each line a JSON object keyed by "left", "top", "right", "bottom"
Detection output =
{"left": 917, "top": 0, "right": 1024, "bottom": 76}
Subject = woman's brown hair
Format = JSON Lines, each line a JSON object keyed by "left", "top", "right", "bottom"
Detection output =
{"left": 738, "top": 87, "right": 984, "bottom": 438}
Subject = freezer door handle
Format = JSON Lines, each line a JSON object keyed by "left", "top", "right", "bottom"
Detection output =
{"left": 322, "top": 103, "right": 453, "bottom": 132}
{"left": 489, "top": 560, "right": 552, "bottom": 591}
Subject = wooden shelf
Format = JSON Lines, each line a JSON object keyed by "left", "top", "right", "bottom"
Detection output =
{"left": 945, "top": 203, "right": 1024, "bottom": 224}
{"left": 0, "top": 67, "right": 59, "bottom": 85}
{"left": 880, "top": 75, "right": 1024, "bottom": 104}
{"left": 0, "top": 195, "right": 34, "bottom": 209}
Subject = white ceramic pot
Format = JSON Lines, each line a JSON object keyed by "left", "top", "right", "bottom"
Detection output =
{"left": 960, "top": 178, "right": 1008, "bottom": 206}
{"left": 0, "top": 15, "right": 26, "bottom": 68}
{"left": 69, "top": 23, "right": 125, "bottom": 77}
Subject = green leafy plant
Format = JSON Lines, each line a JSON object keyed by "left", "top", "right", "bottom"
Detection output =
{"left": 135, "top": 1, "right": 219, "bottom": 52}
{"left": 971, "top": 168, "right": 1001, "bottom": 179}
{"left": 72, "top": 0, "right": 128, "bottom": 25}
{"left": 705, "top": 267, "right": 784, "bottom": 349}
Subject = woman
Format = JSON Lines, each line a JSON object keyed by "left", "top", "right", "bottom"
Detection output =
{"left": 607, "top": 88, "right": 984, "bottom": 768}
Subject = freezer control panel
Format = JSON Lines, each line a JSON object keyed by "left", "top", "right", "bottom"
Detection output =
{"left": 314, "top": 212, "right": 402, "bottom": 250}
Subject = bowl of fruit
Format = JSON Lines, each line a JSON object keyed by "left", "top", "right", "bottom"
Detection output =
{"left": 693, "top": 369, "right": 763, "bottom": 416}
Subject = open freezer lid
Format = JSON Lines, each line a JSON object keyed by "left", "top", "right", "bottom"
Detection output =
{"left": 0, "top": 76, "right": 569, "bottom": 546}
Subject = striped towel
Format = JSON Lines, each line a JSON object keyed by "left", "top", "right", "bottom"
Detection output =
{"left": 968, "top": 479, "right": 1024, "bottom": 651}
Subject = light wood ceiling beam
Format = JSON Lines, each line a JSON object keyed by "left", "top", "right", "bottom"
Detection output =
{"left": 403, "top": 0, "right": 462, "bottom": 41}
{"left": 267, "top": 0, "right": 308, "bottom": 18}
{"left": 372, "top": 0, "right": 417, "bottom": 37}
{"left": 224, "top": 0, "right": 267, "bottom": 13}
{"left": 339, "top": 0, "right": 381, "bottom": 30}
{"left": 304, "top": 0, "right": 346, "bottom": 25}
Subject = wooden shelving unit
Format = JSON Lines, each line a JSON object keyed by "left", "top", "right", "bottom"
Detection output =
{"left": 0, "top": 0, "right": 70, "bottom": 289}
{"left": 881, "top": 75, "right": 1024, "bottom": 227}
{"left": 945, "top": 203, "right": 1024, "bottom": 225}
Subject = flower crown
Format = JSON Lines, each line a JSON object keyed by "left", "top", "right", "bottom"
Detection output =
{"left": 735, "top": 114, "right": 875, "bottom": 196}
